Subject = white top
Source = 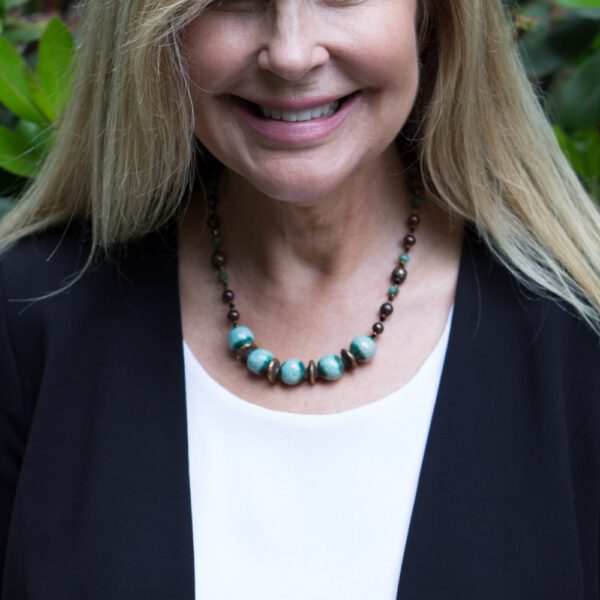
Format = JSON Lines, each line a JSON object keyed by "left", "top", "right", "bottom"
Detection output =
{"left": 183, "top": 310, "right": 452, "bottom": 600}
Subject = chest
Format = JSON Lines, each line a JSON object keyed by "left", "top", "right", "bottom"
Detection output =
{"left": 183, "top": 355, "right": 440, "bottom": 599}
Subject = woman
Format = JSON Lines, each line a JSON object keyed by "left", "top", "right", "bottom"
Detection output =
{"left": 0, "top": 0, "right": 598, "bottom": 597}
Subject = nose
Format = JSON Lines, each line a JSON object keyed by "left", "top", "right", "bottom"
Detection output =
{"left": 257, "top": 1, "right": 329, "bottom": 81}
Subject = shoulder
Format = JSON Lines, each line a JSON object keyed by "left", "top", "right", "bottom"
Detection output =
{"left": 1, "top": 221, "right": 92, "bottom": 299}
{"left": 0, "top": 221, "right": 179, "bottom": 385}
{"left": 461, "top": 228, "right": 599, "bottom": 439}
{"left": 0, "top": 220, "right": 178, "bottom": 298}
{"left": 463, "top": 227, "right": 599, "bottom": 351}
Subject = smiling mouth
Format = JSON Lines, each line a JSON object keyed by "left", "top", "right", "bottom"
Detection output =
{"left": 233, "top": 93, "right": 357, "bottom": 123}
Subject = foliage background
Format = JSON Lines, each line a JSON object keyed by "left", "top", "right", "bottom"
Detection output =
{"left": 0, "top": 0, "right": 598, "bottom": 218}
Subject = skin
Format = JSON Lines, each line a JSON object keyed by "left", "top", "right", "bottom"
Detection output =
{"left": 179, "top": 0, "right": 463, "bottom": 414}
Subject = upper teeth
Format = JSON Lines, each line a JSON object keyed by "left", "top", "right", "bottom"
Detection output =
{"left": 260, "top": 100, "right": 340, "bottom": 122}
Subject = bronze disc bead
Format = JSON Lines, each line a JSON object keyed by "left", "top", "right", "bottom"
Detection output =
{"left": 341, "top": 349, "right": 358, "bottom": 370}
{"left": 207, "top": 216, "right": 220, "bottom": 229}
{"left": 227, "top": 309, "right": 240, "bottom": 323}
{"left": 222, "top": 289, "right": 235, "bottom": 302}
{"left": 373, "top": 322, "right": 384, "bottom": 335}
{"left": 380, "top": 302, "right": 394, "bottom": 317}
{"left": 236, "top": 343, "right": 257, "bottom": 364}
{"left": 267, "top": 359, "right": 281, "bottom": 384}
{"left": 306, "top": 360, "right": 318, "bottom": 385}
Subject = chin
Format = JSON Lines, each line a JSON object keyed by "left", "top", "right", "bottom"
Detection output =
{"left": 226, "top": 145, "right": 364, "bottom": 204}
{"left": 237, "top": 163, "right": 353, "bottom": 205}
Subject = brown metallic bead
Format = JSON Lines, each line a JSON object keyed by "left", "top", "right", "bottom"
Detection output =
{"left": 408, "top": 214, "right": 420, "bottom": 229}
{"left": 236, "top": 343, "right": 257, "bottom": 364}
{"left": 227, "top": 309, "right": 240, "bottom": 323}
{"left": 211, "top": 252, "right": 227, "bottom": 268}
{"left": 380, "top": 302, "right": 394, "bottom": 317}
{"left": 379, "top": 315, "right": 387, "bottom": 322}
{"left": 222, "top": 289, "right": 235, "bottom": 302}
{"left": 404, "top": 234, "right": 416, "bottom": 248}
{"left": 267, "top": 359, "right": 281, "bottom": 384}
{"left": 341, "top": 349, "right": 357, "bottom": 370}
{"left": 228, "top": 302, "right": 236, "bottom": 309}
{"left": 306, "top": 360, "right": 317, "bottom": 385}
{"left": 207, "top": 216, "right": 220, "bottom": 229}
{"left": 373, "top": 322, "right": 384, "bottom": 335}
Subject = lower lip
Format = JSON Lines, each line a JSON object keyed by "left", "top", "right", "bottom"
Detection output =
{"left": 233, "top": 94, "right": 360, "bottom": 144}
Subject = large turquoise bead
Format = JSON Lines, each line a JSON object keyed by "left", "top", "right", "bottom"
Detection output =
{"left": 280, "top": 359, "right": 305, "bottom": 385}
{"left": 228, "top": 326, "right": 254, "bottom": 351}
{"left": 350, "top": 335, "right": 377, "bottom": 363}
{"left": 247, "top": 348, "right": 274, "bottom": 376}
{"left": 317, "top": 354, "right": 344, "bottom": 381}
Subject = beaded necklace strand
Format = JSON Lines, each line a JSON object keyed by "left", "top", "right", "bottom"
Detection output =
{"left": 206, "top": 169, "right": 423, "bottom": 386}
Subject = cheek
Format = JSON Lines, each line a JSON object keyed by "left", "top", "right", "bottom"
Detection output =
{"left": 352, "top": 14, "right": 419, "bottom": 93}
{"left": 183, "top": 17, "right": 252, "bottom": 94}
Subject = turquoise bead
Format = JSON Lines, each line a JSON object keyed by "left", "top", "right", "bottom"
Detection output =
{"left": 218, "top": 271, "right": 229, "bottom": 283}
{"left": 410, "top": 195, "right": 423, "bottom": 208}
{"left": 388, "top": 285, "right": 399, "bottom": 297}
{"left": 400, "top": 253, "right": 410, "bottom": 264}
{"left": 247, "top": 348, "right": 274, "bottom": 375}
{"left": 228, "top": 326, "right": 254, "bottom": 351}
{"left": 350, "top": 335, "right": 377, "bottom": 363}
{"left": 317, "top": 354, "right": 344, "bottom": 381}
{"left": 280, "top": 359, "right": 305, "bottom": 385}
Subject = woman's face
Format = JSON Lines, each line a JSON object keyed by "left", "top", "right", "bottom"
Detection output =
{"left": 183, "top": 0, "right": 419, "bottom": 202}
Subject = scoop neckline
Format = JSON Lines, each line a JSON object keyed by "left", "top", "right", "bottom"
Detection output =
{"left": 183, "top": 305, "right": 454, "bottom": 422}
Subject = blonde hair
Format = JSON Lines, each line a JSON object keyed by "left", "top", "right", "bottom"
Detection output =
{"left": 1, "top": 0, "right": 599, "bottom": 333}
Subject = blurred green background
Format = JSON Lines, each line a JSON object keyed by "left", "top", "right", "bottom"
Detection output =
{"left": 0, "top": 0, "right": 599, "bottom": 218}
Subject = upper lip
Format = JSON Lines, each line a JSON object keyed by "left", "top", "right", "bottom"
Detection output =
{"left": 232, "top": 93, "right": 354, "bottom": 112}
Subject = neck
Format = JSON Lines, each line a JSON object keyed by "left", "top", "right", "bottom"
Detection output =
{"left": 216, "top": 148, "right": 414, "bottom": 297}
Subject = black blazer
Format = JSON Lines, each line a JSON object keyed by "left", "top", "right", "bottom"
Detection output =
{"left": 0, "top": 223, "right": 598, "bottom": 599}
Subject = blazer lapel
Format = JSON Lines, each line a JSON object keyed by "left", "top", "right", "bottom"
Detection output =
{"left": 396, "top": 232, "right": 584, "bottom": 599}
{"left": 99, "top": 224, "right": 196, "bottom": 599}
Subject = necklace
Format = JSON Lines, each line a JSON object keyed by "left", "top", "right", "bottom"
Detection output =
{"left": 206, "top": 169, "right": 423, "bottom": 386}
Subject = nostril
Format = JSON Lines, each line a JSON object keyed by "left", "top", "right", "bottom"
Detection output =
{"left": 257, "top": 44, "right": 329, "bottom": 80}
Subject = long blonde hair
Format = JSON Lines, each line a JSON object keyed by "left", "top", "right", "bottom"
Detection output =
{"left": 1, "top": 0, "right": 599, "bottom": 333}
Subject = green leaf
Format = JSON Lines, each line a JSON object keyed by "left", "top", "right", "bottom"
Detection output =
{"left": 553, "top": 125, "right": 600, "bottom": 200}
{"left": 37, "top": 17, "right": 74, "bottom": 114}
{"left": 16, "top": 118, "right": 53, "bottom": 151}
{"left": 26, "top": 69, "right": 56, "bottom": 122}
{"left": 0, "top": 124, "right": 43, "bottom": 178}
{"left": 551, "top": 49, "right": 600, "bottom": 131}
{"left": 554, "top": 0, "right": 600, "bottom": 10}
{"left": 0, "top": 36, "right": 47, "bottom": 126}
